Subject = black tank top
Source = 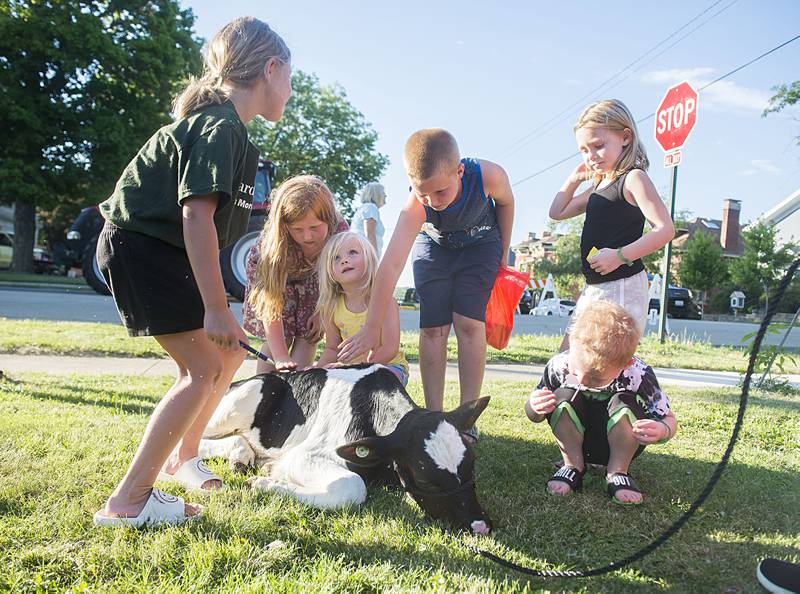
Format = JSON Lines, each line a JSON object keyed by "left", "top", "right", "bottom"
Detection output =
{"left": 580, "top": 170, "right": 646, "bottom": 285}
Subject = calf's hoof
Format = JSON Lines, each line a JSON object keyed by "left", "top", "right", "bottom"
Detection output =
{"left": 231, "top": 461, "right": 251, "bottom": 474}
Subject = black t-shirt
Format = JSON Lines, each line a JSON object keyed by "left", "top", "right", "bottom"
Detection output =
{"left": 100, "top": 101, "right": 259, "bottom": 250}
{"left": 580, "top": 170, "right": 646, "bottom": 285}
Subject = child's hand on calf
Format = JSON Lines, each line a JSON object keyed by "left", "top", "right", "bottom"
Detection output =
{"left": 525, "top": 388, "right": 556, "bottom": 422}
{"left": 274, "top": 356, "right": 298, "bottom": 371}
{"left": 632, "top": 419, "right": 670, "bottom": 445}
{"left": 338, "top": 325, "right": 380, "bottom": 363}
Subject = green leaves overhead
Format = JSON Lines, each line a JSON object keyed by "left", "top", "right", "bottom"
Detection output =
{"left": 248, "top": 71, "right": 389, "bottom": 221}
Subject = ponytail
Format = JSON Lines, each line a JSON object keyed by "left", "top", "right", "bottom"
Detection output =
{"left": 173, "top": 16, "right": 290, "bottom": 119}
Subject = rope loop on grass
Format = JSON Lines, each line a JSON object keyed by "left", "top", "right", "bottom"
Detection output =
{"left": 464, "top": 257, "right": 800, "bottom": 578}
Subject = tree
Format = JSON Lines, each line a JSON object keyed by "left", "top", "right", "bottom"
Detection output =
{"left": 0, "top": 1, "right": 202, "bottom": 272}
{"left": 248, "top": 71, "right": 389, "bottom": 221}
{"left": 729, "top": 222, "right": 797, "bottom": 312}
{"left": 763, "top": 80, "right": 799, "bottom": 144}
{"left": 679, "top": 230, "right": 729, "bottom": 300}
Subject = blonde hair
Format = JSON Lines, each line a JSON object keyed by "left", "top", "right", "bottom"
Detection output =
{"left": 574, "top": 99, "right": 649, "bottom": 184}
{"left": 173, "top": 17, "right": 291, "bottom": 119}
{"left": 403, "top": 128, "right": 460, "bottom": 183}
{"left": 315, "top": 232, "right": 378, "bottom": 328}
{"left": 247, "top": 175, "right": 339, "bottom": 323}
{"left": 569, "top": 300, "right": 641, "bottom": 383}
{"left": 360, "top": 182, "right": 386, "bottom": 207}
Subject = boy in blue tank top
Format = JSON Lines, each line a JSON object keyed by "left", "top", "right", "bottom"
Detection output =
{"left": 338, "top": 129, "right": 515, "bottom": 436}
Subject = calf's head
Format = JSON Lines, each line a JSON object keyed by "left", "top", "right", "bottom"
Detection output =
{"left": 336, "top": 396, "right": 492, "bottom": 535}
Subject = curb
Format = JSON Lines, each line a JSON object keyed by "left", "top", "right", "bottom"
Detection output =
{"left": 0, "top": 281, "right": 93, "bottom": 292}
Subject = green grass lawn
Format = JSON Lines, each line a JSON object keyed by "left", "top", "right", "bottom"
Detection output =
{"left": 0, "top": 272, "right": 87, "bottom": 286}
{"left": 1, "top": 317, "right": 786, "bottom": 373}
{"left": 1, "top": 373, "right": 797, "bottom": 592}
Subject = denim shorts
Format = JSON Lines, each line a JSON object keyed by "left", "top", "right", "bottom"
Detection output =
{"left": 412, "top": 234, "right": 502, "bottom": 328}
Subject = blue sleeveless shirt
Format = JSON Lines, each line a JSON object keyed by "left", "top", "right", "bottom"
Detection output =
{"left": 420, "top": 158, "right": 500, "bottom": 249}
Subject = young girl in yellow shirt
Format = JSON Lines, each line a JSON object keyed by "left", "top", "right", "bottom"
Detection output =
{"left": 315, "top": 232, "right": 409, "bottom": 385}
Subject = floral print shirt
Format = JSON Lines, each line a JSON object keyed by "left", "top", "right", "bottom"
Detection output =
{"left": 536, "top": 351, "right": 671, "bottom": 418}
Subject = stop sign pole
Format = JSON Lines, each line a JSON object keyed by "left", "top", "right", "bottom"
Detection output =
{"left": 654, "top": 80, "right": 699, "bottom": 343}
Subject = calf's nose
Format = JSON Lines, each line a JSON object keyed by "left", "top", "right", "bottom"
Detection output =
{"left": 470, "top": 519, "right": 491, "bottom": 535}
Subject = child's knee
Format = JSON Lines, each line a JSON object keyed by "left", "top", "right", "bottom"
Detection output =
{"left": 551, "top": 404, "right": 583, "bottom": 437}
{"left": 607, "top": 409, "right": 637, "bottom": 438}
{"left": 421, "top": 325, "right": 449, "bottom": 340}
{"left": 186, "top": 353, "right": 225, "bottom": 385}
{"left": 452, "top": 314, "right": 485, "bottom": 339}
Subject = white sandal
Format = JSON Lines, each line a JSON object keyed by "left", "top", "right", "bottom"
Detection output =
{"left": 157, "top": 456, "right": 225, "bottom": 492}
{"left": 93, "top": 488, "right": 199, "bottom": 528}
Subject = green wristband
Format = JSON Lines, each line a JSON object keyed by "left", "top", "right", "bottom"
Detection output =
{"left": 616, "top": 247, "right": 634, "bottom": 267}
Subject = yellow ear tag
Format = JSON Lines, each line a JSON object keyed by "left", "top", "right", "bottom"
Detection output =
{"left": 587, "top": 246, "right": 599, "bottom": 261}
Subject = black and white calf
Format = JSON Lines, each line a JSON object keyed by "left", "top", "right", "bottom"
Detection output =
{"left": 199, "top": 364, "right": 492, "bottom": 534}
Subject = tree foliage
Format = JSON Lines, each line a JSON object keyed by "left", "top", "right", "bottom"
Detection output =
{"left": 729, "top": 222, "right": 797, "bottom": 312}
{"left": 679, "top": 230, "right": 729, "bottom": 296}
{"left": 247, "top": 71, "right": 389, "bottom": 221}
{"left": 763, "top": 80, "right": 800, "bottom": 145}
{"left": 0, "top": 0, "right": 202, "bottom": 270}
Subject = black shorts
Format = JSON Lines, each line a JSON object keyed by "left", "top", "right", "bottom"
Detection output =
{"left": 411, "top": 234, "right": 502, "bottom": 327}
{"left": 546, "top": 387, "right": 648, "bottom": 466}
{"left": 96, "top": 221, "right": 205, "bottom": 337}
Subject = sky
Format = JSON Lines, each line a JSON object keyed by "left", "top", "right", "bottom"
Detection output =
{"left": 183, "top": 0, "right": 800, "bottom": 286}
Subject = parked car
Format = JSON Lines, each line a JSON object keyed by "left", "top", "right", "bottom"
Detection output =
{"left": 58, "top": 160, "right": 277, "bottom": 298}
{"left": 530, "top": 297, "right": 576, "bottom": 317}
{"left": 0, "top": 231, "right": 11, "bottom": 268}
{"left": 517, "top": 289, "right": 533, "bottom": 315}
{"left": 0, "top": 231, "right": 56, "bottom": 274}
{"left": 648, "top": 286, "right": 702, "bottom": 320}
{"left": 52, "top": 205, "right": 108, "bottom": 293}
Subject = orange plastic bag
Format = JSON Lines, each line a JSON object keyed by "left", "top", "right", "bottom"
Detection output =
{"left": 485, "top": 267, "right": 530, "bottom": 350}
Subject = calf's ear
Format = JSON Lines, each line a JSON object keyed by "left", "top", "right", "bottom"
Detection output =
{"left": 336, "top": 436, "right": 392, "bottom": 467}
{"left": 444, "top": 396, "right": 491, "bottom": 432}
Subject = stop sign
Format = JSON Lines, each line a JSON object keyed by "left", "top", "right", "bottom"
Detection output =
{"left": 654, "top": 80, "right": 699, "bottom": 152}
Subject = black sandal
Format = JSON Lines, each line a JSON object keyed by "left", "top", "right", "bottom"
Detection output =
{"left": 547, "top": 465, "right": 584, "bottom": 494}
{"left": 606, "top": 472, "right": 642, "bottom": 505}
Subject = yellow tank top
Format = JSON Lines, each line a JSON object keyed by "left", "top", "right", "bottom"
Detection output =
{"left": 333, "top": 295, "right": 409, "bottom": 374}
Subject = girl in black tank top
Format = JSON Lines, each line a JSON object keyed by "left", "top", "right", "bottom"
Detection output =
{"left": 548, "top": 99, "right": 675, "bottom": 343}
{"left": 580, "top": 170, "right": 646, "bottom": 284}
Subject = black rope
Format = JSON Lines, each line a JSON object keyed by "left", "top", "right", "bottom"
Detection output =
{"left": 463, "top": 258, "right": 800, "bottom": 578}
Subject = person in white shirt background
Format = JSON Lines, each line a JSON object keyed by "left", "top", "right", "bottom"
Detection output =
{"left": 350, "top": 182, "right": 386, "bottom": 257}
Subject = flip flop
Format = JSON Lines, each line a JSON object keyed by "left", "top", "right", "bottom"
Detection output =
{"left": 606, "top": 472, "right": 643, "bottom": 505}
{"left": 93, "top": 488, "right": 200, "bottom": 528}
{"left": 547, "top": 465, "right": 584, "bottom": 494}
{"left": 157, "top": 456, "right": 225, "bottom": 492}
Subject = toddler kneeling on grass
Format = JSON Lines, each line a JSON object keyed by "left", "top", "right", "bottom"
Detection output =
{"left": 525, "top": 300, "right": 677, "bottom": 504}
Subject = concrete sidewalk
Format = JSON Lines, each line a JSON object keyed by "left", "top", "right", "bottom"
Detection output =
{"left": 2, "top": 353, "right": 795, "bottom": 389}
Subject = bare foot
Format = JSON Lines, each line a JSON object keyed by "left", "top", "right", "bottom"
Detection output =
{"left": 546, "top": 480, "right": 574, "bottom": 495}
{"left": 610, "top": 486, "right": 642, "bottom": 504}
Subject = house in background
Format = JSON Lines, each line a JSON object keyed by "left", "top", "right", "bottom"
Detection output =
{"left": 511, "top": 230, "right": 562, "bottom": 274}
{"left": 672, "top": 198, "right": 745, "bottom": 259}
{"left": 749, "top": 187, "right": 800, "bottom": 247}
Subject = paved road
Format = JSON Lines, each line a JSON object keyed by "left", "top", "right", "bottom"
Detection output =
{"left": 1, "top": 286, "right": 798, "bottom": 348}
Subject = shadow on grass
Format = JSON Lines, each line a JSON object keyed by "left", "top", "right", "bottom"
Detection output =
{"left": 7, "top": 376, "right": 161, "bottom": 415}
{"left": 197, "top": 430, "right": 799, "bottom": 591}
